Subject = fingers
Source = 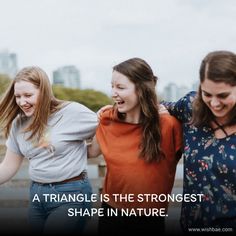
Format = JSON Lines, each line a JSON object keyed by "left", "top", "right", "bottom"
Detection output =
{"left": 159, "top": 104, "right": 169, "bottom": 114}
{"left": 97, "top": 105, "right": 113, "bottom": 121}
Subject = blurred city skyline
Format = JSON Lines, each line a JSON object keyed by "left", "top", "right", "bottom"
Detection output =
{"left": 1, "top": 0, "right": 236, "bottom": 96}
{"left": 0, "top": 49, "right": 198, "bottom": 101}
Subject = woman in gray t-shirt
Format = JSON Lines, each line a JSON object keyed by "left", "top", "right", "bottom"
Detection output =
{"left": 0, "top": 66, "right": 98, "bottom": 234}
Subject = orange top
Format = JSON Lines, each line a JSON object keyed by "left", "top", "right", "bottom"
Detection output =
{"left": 96, "top": 109, "right": 182, "bottom": 211}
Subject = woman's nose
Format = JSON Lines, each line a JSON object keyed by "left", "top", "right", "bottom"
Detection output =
{"left": 19, "top": 97, "right": 27, "bottom": 106}
{"left": 111, "top": 88, "right": 118, "bottom": 98}
{"left": 210, "top": 97, "right": 220, "bottom": 107}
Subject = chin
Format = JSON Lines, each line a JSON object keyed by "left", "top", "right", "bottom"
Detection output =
{"left": 213, "top": 113, "right": 229, "bottom": 120}
{"left": 24, "top": 112, "right": 34, "bottom": 117}
{"left": 117, "top": 109, "right": 126, "bottom": 113}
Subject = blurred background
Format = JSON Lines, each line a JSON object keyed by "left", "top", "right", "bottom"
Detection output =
{"left": 1, "top": 0, "right": 236, "bottom": 100}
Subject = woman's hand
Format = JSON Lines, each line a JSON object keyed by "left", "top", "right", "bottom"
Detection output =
{"left": 159, "top": 104, "right": 169, "bottom": 114}
{"left": 97, "top": 105, "right": 113, "bottom": 121}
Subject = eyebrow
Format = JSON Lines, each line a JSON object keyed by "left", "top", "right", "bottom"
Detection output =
{"left": 14, "top": 92, "right": 33, "bottom": 95}
{"left": 202, "top": 90, "right": 230, "bottom": 96}
{"left": 111, "top": 82, "right": 125, "bottom": 86}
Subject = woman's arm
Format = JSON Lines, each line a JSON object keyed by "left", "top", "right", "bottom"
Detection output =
{"left": 87, "top": 135, "right": 102, "bottom": 158}
{"left": 0, "top": 148, "right": 23, "bottom": 185}
{"left": 161, "top": 91, "right": 197, "bottom": 123}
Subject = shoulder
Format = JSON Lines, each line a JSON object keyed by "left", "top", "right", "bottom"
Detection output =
{"left": 60, "top": 102, "right": 94, "bottom": 113}
{"left": 50, "top": 102, "right": 96, "bottom": 123}
{"left": 99, "top": 107, "right": 117, "bottom": 125}
{"left": 160, "top": 114, "right": 182, "bottom": 130}
{"left": 160, "top": 114, "right": 180, "bottom": 124}
{"left": 182, "top": 91, "right": 197, "bottom": 104}
{"left": 159, "top": 114, "right": 183, "bottom": 149}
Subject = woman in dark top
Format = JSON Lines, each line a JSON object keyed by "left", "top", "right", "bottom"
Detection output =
{"left": 164, "top": 50, "right": 236, "bottom": 233}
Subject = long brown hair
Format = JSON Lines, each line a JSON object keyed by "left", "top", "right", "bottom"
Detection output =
{"left": 191, "top": 51, "right": 236, "bottom": 127}
{"left": 113, "top": 58, "right": 163, "bottom": 162}
{"left": 0, "top": 66, "right": 63, "bottom": 140}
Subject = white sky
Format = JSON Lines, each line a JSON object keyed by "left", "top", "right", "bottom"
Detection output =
{"left": 1, "top": 0, "right": 236, "bottom": 95}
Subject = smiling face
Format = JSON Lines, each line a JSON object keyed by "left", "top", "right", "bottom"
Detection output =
{"left": 14, "top": 80, "right": 40, "bottom": 117}
{"left": 201, "top": 78, "right": 236, "bottom": 123}
{"left": 111, "top": 70, "right": 141, "bottom": 123}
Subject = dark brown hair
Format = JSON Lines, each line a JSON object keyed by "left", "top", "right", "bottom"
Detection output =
{"left": 113, "top": 58, "right": 163, "bottom": 162}
{"left": 191, "top": 50, "right": 236, "bottom": 126}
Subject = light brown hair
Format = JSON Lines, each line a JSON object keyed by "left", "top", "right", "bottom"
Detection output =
{"left": 0, "top": 66, "right": 64, "bottom": 140}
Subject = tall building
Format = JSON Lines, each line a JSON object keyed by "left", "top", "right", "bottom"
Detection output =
{"left": 0, "top": 50, "right": 18, "bottom": 78}
{"left": 162, "top": 82, "right": 179, "bottom": 102}
{"left": 162, "top": 82, "right": 190, "bottom": 102}
{"left": 178, "top": 85, "right": 189, "bottom": 99}
{"left": 53, "top": 65, "right": 80, "bottom": 89}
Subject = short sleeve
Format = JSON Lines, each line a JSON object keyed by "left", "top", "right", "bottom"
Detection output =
{"left": 162, "top": 91, "right": 196, "bottom": 123}
{"left": 62, "top": 102, "right": 98, "bottom": 140}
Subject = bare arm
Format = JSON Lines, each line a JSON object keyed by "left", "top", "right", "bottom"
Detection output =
{"left": 0, "top": 148, "right": 23, "bottom": 185}
{"left": 87, "top": 135, "right": 102, "bottom": 158}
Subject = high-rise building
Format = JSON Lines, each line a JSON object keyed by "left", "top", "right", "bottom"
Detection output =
{"left": 162, "top": 82, "right": 179, "bottom": 102}
{"left": 0, "top": 50, "right": 18, "bottom": 78}
{"left": 53, "top": 65, "right": 80, "bottom": 89}
{"left": 162, "top": 82, "right": 190, "bottom": 102}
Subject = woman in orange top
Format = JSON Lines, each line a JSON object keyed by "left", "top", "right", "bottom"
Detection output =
{"left": 88, "top": 58, "right": 182, "bottom": 235}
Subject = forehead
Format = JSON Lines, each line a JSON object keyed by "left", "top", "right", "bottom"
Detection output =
{"left": 111, "top": 71, "right": 132, "bottom": 84}
{"left": 14, "top": 80, "right": 38, "bottom": 93}
{"left": 201, "top": 78, "right": 235, "bottom": 93}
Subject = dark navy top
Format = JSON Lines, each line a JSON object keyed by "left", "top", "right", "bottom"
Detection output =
{"left": 164, "top": 91, "right": 236, "bottom": 230}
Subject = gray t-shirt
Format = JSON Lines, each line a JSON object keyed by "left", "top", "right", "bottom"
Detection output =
{"left": 6, "top": 102, "right": 98, "bottom": 183}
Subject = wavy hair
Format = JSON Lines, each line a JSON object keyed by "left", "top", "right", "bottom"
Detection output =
{"left": 113, "top": 58, "right": 163, "bottom": 162}
{"left": 191, "top": 50, "right": 236, "bottom": 127}
{"left": 0, "top": 66, "right": 63, "bottom": 140}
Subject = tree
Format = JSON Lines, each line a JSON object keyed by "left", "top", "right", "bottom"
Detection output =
{"left": 52, "top": 85, "right": 112, "bottom": 112}
{"left": 0, "top": 74, "right": 11, "bottom": 96}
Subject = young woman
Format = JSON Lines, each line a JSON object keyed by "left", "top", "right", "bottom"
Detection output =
{"left": 164, "top": 50, "right": 236, "bottom": 232}
{"left": 0, "top": 66, "right": 98, "bottom": 234}
{"left": 88, "top": 58, "right": 183, "bottom": 235}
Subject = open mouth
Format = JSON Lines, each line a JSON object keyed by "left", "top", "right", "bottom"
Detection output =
{"left": 21, "top": 106, "right": 32, "bottom": 112}
{"left": 117, "top": 101, "right": 125, "bottom": 105}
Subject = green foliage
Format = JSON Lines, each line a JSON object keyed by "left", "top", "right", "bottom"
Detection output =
{"left": 52, "top": 85, "right": 112, "bottom": 112}
{"left": 0, "top": 74, "right": 11, "bottom": 96}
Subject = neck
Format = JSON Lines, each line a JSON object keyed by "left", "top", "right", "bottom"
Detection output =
{"left": 125, "top": 113, "right": 140, "bottom": 124}
{"left": 214, "top": 117, "right": 229, "bottom": 126}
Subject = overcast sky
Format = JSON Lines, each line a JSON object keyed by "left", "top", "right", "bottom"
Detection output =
{"left": 1, "top": 0, "right": 236, "bottom": 95}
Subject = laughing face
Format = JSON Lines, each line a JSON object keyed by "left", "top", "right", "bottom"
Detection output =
{"left": 201, "top": 78, "right": 236, "bottom": 123}
{"left": 111, "top": 70, "right": 141, "bottom": 123}
{"left": 14, "top": 80, "right": 40, "bottom": 117}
